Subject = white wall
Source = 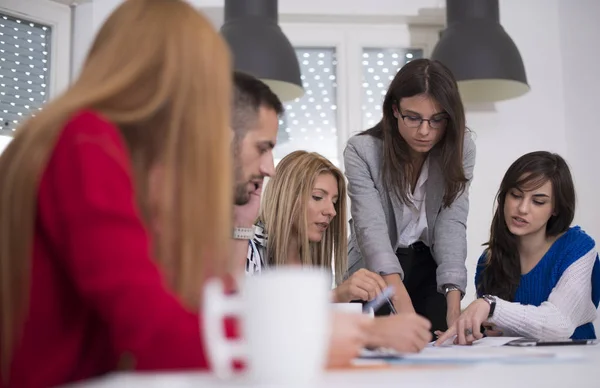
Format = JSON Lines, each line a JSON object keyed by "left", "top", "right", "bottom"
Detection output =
{"left": 463, "top": 0, "right": 568, "bottom": 303}
{"left": 71, "top": 2, "right": 94, "bottom": 80}
{"left": 70, "top": 0, "right": 120, "bottom": 79}
{"left": 557, "top": 0, "right": 600, "bottom": 330}
{"left": 71, "top": 0, "right": 600, "bottom": 307}
{"left": 559, "top": 0, "right": 600, "bottom": 242}
{"left": 71, "top": 0, "right": 446, "bottom": 78}
{"left": 89, "top": 0, "right": 444, "bottom": 23}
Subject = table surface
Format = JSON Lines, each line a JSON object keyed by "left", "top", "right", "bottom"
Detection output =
{"left": 69, "top": 343, "right": 600, "bottom": 388}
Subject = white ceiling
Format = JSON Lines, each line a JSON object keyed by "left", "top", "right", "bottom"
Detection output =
{"left": 50, "top": 0, "right": 92, "bottom": 6}
{"left": 48, "top": 0, "right": 444, "bottom": 28}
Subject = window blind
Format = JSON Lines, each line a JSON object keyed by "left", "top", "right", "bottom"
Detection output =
{"left": 0, "top": 13, "right": 51, "bottom": 136}
{"left": 274, "top": 47, "right": 339, "bottom": 166}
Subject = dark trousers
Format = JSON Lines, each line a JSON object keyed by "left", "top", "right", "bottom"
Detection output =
{"left": 374, "top": 242, "right": 448, "bottom": 334}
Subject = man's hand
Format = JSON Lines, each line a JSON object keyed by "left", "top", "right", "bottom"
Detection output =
{"left": 332, "top": 269, "right": 387, "bottom": 302}
{"left": 366, "top": 314, "right": 432, "bottom": 353}
{"left": 233, "top": 181, "right": 263, "bottom": 228}
{"left": 326, "top": 312, "right": 372, "bottom": 369}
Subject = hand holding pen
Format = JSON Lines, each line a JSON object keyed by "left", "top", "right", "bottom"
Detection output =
{"left": 363, "top": 285, "right": 397, "bottom": 315}
{"left": 332, "top": 268, "right": 388, "bottom": 303}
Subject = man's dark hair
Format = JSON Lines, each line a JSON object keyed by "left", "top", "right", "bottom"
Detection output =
{"left": 232, "top": 71, "right": 284, "bottom": 140}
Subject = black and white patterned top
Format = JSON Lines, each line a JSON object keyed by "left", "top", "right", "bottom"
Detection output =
{"left": 245, "top": 221, "right": 268, "bottom": 276}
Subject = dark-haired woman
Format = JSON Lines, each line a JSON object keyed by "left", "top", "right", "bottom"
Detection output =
{"left": 436, "top": 151, "right": 600, "bottom": 345}
{"left": 344, "top": 58, "right": 476, "bottom": 333}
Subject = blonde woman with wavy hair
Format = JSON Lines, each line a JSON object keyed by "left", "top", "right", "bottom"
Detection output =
{"left": 0, "top": 1, "right": 233, "bottom": 386}
{"left": 259, "top": 150, "right": 348, "bottom": 285}
{"left": 253, "top": 150, "right": 390, "bottom": 300}
{"left": 246, "top": 150, "right": 433, "bottom": 354}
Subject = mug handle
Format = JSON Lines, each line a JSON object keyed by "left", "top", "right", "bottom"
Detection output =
{"left": 202, "top": 278, "right": 246, "bottom": 379}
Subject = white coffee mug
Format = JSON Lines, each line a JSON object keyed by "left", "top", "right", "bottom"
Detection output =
{"left": 331, "top": 302, "right": 375, "bottom": 317}
{"left": 203, "top": 268, "right": 331, "bottom": 385}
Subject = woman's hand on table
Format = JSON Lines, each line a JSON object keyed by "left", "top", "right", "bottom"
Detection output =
{"left": 434, "top": 298, "right": 490, "bottom": 346}
{"left": 326, "top": 311, "right": 373, "bottom": 368}
{"left": 367, "top": 313, "right": 432, "bottom": 352}
{"left": 332, "top": 269, "right": 387, "bottom": 303}
{"left": 482, "top": 322, "right": 504, "bottom": 337}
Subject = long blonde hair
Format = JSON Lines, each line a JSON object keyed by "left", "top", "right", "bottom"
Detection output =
{"left": 0, "top": 0, "right": 232, "bottom": 375}
{"left": 260, "top": 151, "right": 348, "bottom": 285}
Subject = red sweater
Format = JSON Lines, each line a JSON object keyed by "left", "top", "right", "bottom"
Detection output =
{"left": 3, "top": 111, "right": 234, "bottom": 387}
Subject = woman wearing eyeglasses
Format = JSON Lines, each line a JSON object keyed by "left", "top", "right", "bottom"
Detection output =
{"left": 344, "top": 58, "right": 476, "bottom": 334}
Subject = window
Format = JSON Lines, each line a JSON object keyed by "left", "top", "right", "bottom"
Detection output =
{"left": 273, "top": 23, "right": 439, "bottom": 236}
{"left": 275, "top": 48, "right": 339, "bottom": 166}
{"left": 279, "top": 23, "right": 439, "bottom": 171}
{"left": 0, "top": 13, "right": 52, "bottom": 134}
{"left": 361, "top": 48, "right": 424, "bottom": 129}
{"left": 0, "top": 0, "right": 71, "bottom": 152}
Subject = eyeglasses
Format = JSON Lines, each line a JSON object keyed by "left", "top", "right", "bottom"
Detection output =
{"left": 399, "top": 113, "right": 448, "bottom": 129}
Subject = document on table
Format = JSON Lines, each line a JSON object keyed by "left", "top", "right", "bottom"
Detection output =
{"left": 360, "top": 336, "right": 523, "bottom": 356}
{"left": 357, "top": 337, "right": 583, "bottom": 365}
{"left": 432, "top": 336, "right": 524, "bottom": 348}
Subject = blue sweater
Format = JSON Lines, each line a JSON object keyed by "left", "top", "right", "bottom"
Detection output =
{"left": 475, "top": 226, "right": 600, "bottom": 340}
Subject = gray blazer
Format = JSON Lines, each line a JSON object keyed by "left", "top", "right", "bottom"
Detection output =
{"left": 344, "top": 131, "right": 476, "bottom": 294}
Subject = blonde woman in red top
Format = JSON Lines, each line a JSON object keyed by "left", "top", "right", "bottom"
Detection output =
{"left": 0, "top": 1, "right": 234, "bottom": 386}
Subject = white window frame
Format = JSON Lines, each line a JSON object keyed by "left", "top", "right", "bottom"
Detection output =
{"left": 281, "top": 22, "right": 440, "bottom": 172}
{"left": 0, "top": 0, "right": 71, "bottom": 99}
{"left": 280, "top": 24, "right": 348, "bottom": 170}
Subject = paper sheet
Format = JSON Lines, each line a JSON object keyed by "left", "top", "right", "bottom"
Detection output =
{"left": 361, "top": 337, "right": 523, "bottom": 358}
{"left": 431, "top": 336, "right": 525, "bottom": 348}
{"left": 358, "top": 337, "right": 583, "bottom": 364}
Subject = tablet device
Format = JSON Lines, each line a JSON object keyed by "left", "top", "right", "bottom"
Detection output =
{"left": 505, "top": 338, "right": 598, "bottom": 347}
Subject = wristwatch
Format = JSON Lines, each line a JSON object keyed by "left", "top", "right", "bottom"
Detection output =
{"left": 443, "top": 284, "right": 461, "bottom": 296}
{"left": 233, "top": 227, "right": 255, "bottom": 240}
{"left": 481, "top": 294, "right": 497, "bottom": 318}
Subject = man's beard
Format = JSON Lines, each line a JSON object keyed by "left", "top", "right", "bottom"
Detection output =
{"left": 233, "top": 156, "right": 251, "bottom": 205}
{"left": 233, "top": 139, "right": 250, "bottom": 206}
{"left": 234, "top": 174, "right": 264, "bottom": 206}
{"left": 234, "top": 180, "right": 251, "bottom": 205}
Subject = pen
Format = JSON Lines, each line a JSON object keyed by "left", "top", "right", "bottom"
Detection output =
{"left": 387, "top": 297, "right": 398, "bottom": 314}
{"left": 363, "top": 286, "right": 397, "bottom": 315}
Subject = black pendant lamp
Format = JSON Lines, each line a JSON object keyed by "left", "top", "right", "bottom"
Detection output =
{"left": 220, "top": 0, "right": 304, "bottom": 102}
{"left": 431, "top": 0, "right": 529, "bottom": 103}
